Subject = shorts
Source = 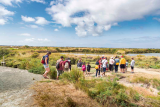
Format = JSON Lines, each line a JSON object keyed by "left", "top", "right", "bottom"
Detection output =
{"left": 64, "top": 68, "right": 69, "bottom": 72}
{"left": 57, "top": 70, "right": 63, "bottom": 76}
{"left": 120, "top": 64, "right": 125, "bottom": 69}
{"left": 43, "top": 64, "right": 49, "bottom": 68}
{"left": 87, "top": 70, "right": 90, "bottom": 72}
{"left": 131, "top": 66, "right": 134, "bottom": 70}
{"left": 103, "top": 68, "right": 106, "bottom": 72}
{"left": 82, "top": 70, "right": 86, "bottom": 72}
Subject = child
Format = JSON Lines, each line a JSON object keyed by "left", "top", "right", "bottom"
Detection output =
{"left": 82, "top": 62, "right": 86, "bottom": 76}
{"left": 87, "top": 62, "right": 91, "bottom": 76}
{"left": 125, "top": 60, "right": 129, "bottom": 72}
{"left": 95, "top": 60, "right": 100, "bottom": 77}
{"left": 131, "top": 58, "right": 135, "bottom": 73}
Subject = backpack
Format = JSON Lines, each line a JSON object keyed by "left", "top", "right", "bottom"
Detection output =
{"left": 41, "top": 56, "right": 45, "bottom": 64}
{"left": 95, "top": 65, "right": 99, "bottom": 69}
{"left": 56, "top": 61, "right": 61, "bottom": 69}
{"left": 82, "top": 65, "right": 86, "bottom": 71}
{"left": 64, "top": 62, "right": 69, "bottom": 69}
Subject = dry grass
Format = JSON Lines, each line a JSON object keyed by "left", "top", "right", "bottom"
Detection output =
{"left": 32, "top": 80, "right": 101, "bottom": 107}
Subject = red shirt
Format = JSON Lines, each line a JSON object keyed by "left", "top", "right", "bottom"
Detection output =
{"left": 57, "top": 61, "right": 64, "bottom": 70}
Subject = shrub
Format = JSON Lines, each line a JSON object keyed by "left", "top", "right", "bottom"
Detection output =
{"left": 60, "top": 68, "right": 83, "bottom": 82}
{"left": 49, "top": 67, "right": 57, "bottom": 79}
{"left": 28, "top": 66, "right": 44, "bottom": 74}
{"left": 31, "top": 52, "right": 39, "bottom": 58}
{"left": 22, "top": 52, "right": 26, "bottom": 55}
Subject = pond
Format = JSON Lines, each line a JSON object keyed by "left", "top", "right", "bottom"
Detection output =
{"left": 127, "top": 53, "right": 160, "bottom": 57}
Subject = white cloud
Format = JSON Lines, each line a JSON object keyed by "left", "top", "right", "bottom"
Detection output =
{"left": 153, "top": 17, "right": 160, "bottom": 22}
{"left": 0, "top": 5, "right": 14, "bottom": 25}
{"left": 29, "top": 25, "right": 39, "bottom": 28}
{"left": 50, "top": 1, "right": 55, "bottom": 5}
{"left": 30, "top": 0, "right": 45, "bottom": 4}
{"left": 0, "top": 0, "right": 22, "bottom": 6}
{"left": 35, "top": 17, "right": 49, "bottom": 25}
{"left": 46, "top": 0, "right": 160, "bottom": 36}
{"left": 38, "top": 38, "right": 50, "bottom": 41}
{"left": 25, "top": 38, "right": 35, "bottom": 42}
{"left": 24, "top": 38, "right": 50, "bottom": 42}
{"left": 21, "top": 15, "right": 35, "bottom": 22}
{"left": 54, "top": 29, "right": 59, "bottom": 31}
{"left": 19, "top": 33, "right": 31, "bottom": 36}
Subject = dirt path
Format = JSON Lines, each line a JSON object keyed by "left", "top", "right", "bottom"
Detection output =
{"left": 0, "top": 66, "right": 44, "bottom": 107}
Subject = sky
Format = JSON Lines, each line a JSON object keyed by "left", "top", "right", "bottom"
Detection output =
{"left": 0, "top": 0, "right": 160, "bottom": 48}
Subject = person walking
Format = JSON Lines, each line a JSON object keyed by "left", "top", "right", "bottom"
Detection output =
{"left": 120, "top": 56, "right": 126, "bottom": 73}
{"left": 95, "top": 60, "right": 100, "bottom": 77}
{"left": 64, "top": 58, "right": 70, "bottom": 72}
{"left": 86, "top": 62, "right": 91, "bottom": 76}
{"left": 56, "top": 56, "right": 64, "bottom": 80}
{"left": 68, "top": 58, "right": 71, "bottom": 71}
{"left": 42, "top": 51, "right": 51, "bottom": 79}
{"left": 102, "top": 57, "right": 108, "bottom": 76}
{"left": 125, "top": 60, "right": 129, "bottom": 72}
{"left": 109, "top": 57, "right": 115, "bottom": 71}
{"left": 82, "top": 62, "right": 86, "bottom": 76}
{"left": 114, "top": 56, "right": 119, "bottom": 73}
{"left": 77, "top": 58, "right": 83, "bottom": 68}
{"left": 130, "top": 58, "right": 135, "bottom": 73}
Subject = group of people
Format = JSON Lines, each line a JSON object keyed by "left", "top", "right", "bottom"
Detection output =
{"left": 94, "top": 55, "right": 135, "bottom": 77}
{"left": 42, "top": 52, "right": 71, "bottom": 79}
{"left": 41, "top": 52, "right": 135, "bottom": 79}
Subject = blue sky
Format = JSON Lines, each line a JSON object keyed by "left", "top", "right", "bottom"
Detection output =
{"left": 0, "top": 0, "right": 160, "bottom": 48}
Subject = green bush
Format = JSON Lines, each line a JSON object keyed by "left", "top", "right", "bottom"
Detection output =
{"left": 22, "top": 52, "right": 26, "bottom": 55}
{"left": 31, "top": 52, "right": 39, "bottom": 58}
{"left": 49, "top": 67, "right": 57, "bottom": 79}
{"left": 60, "top": 68, "right": 83, "bottom": 82}
{"left": 28, "top": 66, "right": 44, "bottom": 74}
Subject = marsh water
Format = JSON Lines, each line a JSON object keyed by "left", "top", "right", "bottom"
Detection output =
{"left": 60, "top": 53, "right": 160, "bottom": 57}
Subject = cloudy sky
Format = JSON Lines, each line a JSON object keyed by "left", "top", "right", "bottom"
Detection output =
{"left": 0, "top": 0, "right": 160, "bottom": 48}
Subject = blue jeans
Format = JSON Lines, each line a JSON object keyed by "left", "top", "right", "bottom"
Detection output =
{"left": 115, "top": 65, "right": 118, "bottom": 72}
{"left": 96, "top": 69, "right": 100, "bottom": 76}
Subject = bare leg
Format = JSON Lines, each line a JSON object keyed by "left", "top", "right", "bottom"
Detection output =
{"left": 43, "top": 67, "right": 50, "bottom": 77}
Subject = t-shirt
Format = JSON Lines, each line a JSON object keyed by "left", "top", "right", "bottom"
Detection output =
{"left": 126, "top": 62, "right": 129, "bottom": 66}
{"left": 95, "top": 61, "right": 99, "bottom": 65}
{"left": 131, "top": 60, "right": 135, "bottom": 67}
{"left": 102, "top": 59, "right": 108, "bottom": 68}
{"left": 87, "top": 65, "right": 91, "bottom": 71}
{"left": 120, "top": 58, "right": 126, "bottom": 64}
{"left": 109, "top": 59, "right": 115, "bottom": 65}
{"left": 44, "top": 55, "right": 49, "bottom": 65}
{"left": 77, "top": 61, "right": 83, "bottom": 67}
{"left": 57, "top": 61, "right": 64, "bottom": 70}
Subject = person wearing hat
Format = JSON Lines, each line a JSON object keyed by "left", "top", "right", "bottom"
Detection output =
{"left": 56, "top": 56, "right": 64, "bottom": 79}
{"left": 120, "top": 56, "right": 126, "bottom": 73}
{"left": 109, "top": 56, "right": 115, "bottom": 71}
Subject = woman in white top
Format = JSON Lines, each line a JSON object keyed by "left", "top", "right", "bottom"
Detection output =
{"left": 109, "top": 57, "right": 115, "bottom": 71}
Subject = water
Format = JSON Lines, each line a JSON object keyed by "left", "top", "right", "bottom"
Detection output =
{"left": 60, "top": 53, "right": 114, "bottom": 56}
{"left": 60, "top": 53, "right": 160, "bottom": 57}
{"left": 127, "top": 53, "right": 160, "bottom": 57}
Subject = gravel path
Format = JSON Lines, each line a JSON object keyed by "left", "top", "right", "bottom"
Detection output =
{"left": 0, "top": 66, "right": 44, "bottom": 107}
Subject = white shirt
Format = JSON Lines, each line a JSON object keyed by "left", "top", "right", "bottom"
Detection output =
{"left": 102, "top": 59, "right": 108, "bottom": 68}
{"left": 131, "top": 60, "right": 135, "bottom": 67}
{"left": 109, "top": 59, "right": 115, "bottom": 65}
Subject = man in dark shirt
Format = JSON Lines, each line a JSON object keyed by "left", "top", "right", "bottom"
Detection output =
{"left": 56, "top": 56, "right": 64, "bottom": 80}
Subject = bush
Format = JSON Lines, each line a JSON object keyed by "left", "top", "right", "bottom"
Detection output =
{"left": 28, "top": 66, "right": 44, "bottom": 74}
{"left": 49, "top": 67, "right": 57, "bottom": 79}
{"left": 0, "top": 48, "right": 10, "bottom": 58}
{"left": 31, "top": 52, "right": 39, "bottom": 58}
{"left": 60, "top": 68, "right": 83, "bottom": 83}
{"left": 22, "top": 52, "right": 26, "bottom": 55}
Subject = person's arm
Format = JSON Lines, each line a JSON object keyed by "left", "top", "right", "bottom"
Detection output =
{"left": 62, "top": 62, "right": 64, "bottom": 70}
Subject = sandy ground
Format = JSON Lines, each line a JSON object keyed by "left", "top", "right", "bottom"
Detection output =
{"left": 0, "top": 66, "right": 43, "bottom": 107}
